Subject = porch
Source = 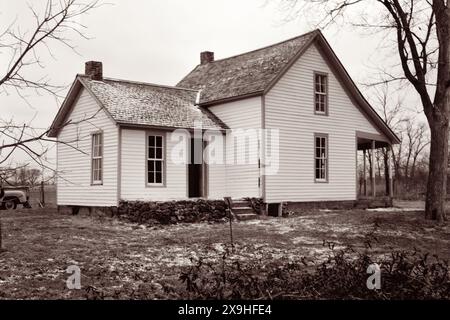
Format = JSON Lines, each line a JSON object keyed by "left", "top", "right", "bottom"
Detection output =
{"left": 356, "top": 131, "right": 394, "bottom": 204}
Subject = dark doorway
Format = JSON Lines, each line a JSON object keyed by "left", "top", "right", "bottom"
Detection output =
{"left": 267, "top": 203, "right": 281, "bottom": 217}
{"left": 188, "top": 138, "right": 203, "bottom": 198}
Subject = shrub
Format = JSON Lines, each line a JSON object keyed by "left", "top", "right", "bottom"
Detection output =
{"left": 178, "top": 245, "right": 450, "bottom": 300}
{"left": 243, "top": 197, "right": 264, "bottom": 215}
{"left": 117, "top": 199, "right": 228, "bottom": 225}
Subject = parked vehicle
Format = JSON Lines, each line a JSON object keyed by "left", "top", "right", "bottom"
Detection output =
{"left": 0, "top": 186, "right": 32, "bottom": 210}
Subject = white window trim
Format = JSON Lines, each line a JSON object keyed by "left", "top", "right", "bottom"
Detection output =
{"left": 314, "top": 72, "right": 328, "bottom": 115}
{"left": 91, "top": 131, "right": 103, "bottom": 185}
{"left": 314, "top": 133, "right": 329, "bottom": 183}
{"left": 146, "top": 132, "right": 166, "bottom": 187}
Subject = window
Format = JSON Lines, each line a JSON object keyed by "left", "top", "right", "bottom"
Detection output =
{"left": 314, "top": 134, "right": 328, "bottom": 182}
{"left": 91, "top": 132, "right": 103, "bottom": 184}
{"left": 314, "top": 73, "right": 328, "bottom": 114}
{"left": 147, "top": 134, "right": 164, "bottom": 185}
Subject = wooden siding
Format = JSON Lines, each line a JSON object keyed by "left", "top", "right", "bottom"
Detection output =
{"left": 205, "top": 132, "right": 227, "bottom": 199}
{"left": 265, "top": 43, "right": 381, "bottom": 203}
{"left": 57, "top": 88, "right": 118, "bottom": 206}
{"left": 208, "top": 97, "right": 261, "bottom": 199}
{"left": 120, "top": 128, "right": 188, "bottom": 201}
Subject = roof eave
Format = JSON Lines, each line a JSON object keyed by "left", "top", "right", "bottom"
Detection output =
{"left": 198, "top": 90, "right": 264, "bottom": 107}
{"left": 47, "top": 75, "right": 118, "bottom": 138}
{"left": 117, "top": 122, "right": 226, "bottom": 132}
{"left": 47, "top": 76, "right": 84, "bottom": 138}
{"left": 260, "top": 30, "right": 400, "bottom": 145}
{"left": 263, "top": 30, "right": 320, "bottom": 95}
{"left": 314, "top": 34, "right": 401, "bottom": 144}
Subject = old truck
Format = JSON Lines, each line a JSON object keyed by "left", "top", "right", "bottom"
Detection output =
{"left": 0, "top": 186, "right": 32, "bottom": 210}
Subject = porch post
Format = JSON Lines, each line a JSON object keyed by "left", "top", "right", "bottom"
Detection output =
{"left": 371, "top": 140, "right": 376, "bottom": 197}
{"left": 388, "top": 145, "right": 394, "bottom": 198}
{"left": 363, "top": 149, "right": 367, "bottom": 196}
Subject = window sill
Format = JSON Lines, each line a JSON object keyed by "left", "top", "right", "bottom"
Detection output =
{"left": 146, "top": 184, "right": 166, "bottom": 188}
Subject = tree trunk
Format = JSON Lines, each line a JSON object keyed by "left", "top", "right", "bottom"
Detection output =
{"left": 411, "top": 157, "right": 417, "bottom": 179}
{"left": 405, "top": 152, "right": 411, "bottom": 179}
{"left": 368, "top": 152, "right": 374, "bottom": 195}
{"left": 384, "top": 149, "right": 390, "bottom": 196}
{"left": 425, "top": 113, "right": 449, "bottom": 222}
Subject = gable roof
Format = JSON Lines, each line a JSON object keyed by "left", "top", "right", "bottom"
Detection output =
{"left": 177, "top": 30, "right": 317, "bottom": 105}
{"left": 178, "top": 29, "right": 400, "bottom": 144}
{"left": 48, "top": 76, "right": 226, "bottom": 137}
{"left": 49, "top": 30, "right": 399, "bottom": 144}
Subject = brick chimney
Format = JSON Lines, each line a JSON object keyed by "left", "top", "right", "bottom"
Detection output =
{"left": 200, "top": 51, "right": 214, "bottom": 65}
{"left": 85, "top": 61, "right": 103, "bottom": 80}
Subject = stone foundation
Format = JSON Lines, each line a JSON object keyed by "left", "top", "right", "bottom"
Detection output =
{"left": 275, "top": 197, "right": 393, "bottom": 214}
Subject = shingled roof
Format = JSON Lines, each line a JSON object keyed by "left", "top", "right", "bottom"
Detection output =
{"left": 49, "top": 76, "right": 226, "bottom": 136}
{"left": 177, "top": 29, "right": 400, "bottom": 144}
{"left": 177, "top": 30, "right": 318, "bottom": 105}
{"left": 81, "top": 76, "right": 225, "bottom": 129}
{"left": 49, "top": 30, "right": 400, "bottom": 144}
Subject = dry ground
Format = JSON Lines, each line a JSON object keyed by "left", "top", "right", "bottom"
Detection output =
{"left": 0, "top": 205, "right": 449, "bottom": 299}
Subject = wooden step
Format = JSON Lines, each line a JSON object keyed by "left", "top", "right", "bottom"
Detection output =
{"left": 232, "top": 206, "right": 254, "bottom": 215}
{"left": 224, "top": 198, "right": 258, "bottom": 220}
{"left": 231, "top": 200, "right": 249, "bottom": 207}
{"left": 235, "top": 213, "right": 259, "bottom": 221}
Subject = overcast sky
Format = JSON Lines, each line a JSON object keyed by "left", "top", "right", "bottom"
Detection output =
{"left": 0, "top": 0, "right": 421, "bottom": 168}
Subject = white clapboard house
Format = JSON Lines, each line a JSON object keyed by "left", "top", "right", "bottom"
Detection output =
{"left": 48, "top": 29, "right": 400, "bottom": 213}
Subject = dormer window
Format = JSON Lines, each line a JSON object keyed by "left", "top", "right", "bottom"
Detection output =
{"left": 314, "top": 73, "right": 328, "bottom": 115}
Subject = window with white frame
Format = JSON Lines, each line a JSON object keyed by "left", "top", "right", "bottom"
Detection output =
{"left": 147, "top": 134, "right": 164, "bottom": 185}
{"left": 314, "top": 73, "right": 328, "bottom": 114}
{"left": 315, "top": 134, "right": 328, "bottom": 182}
{"left": 91, "top": 132, "right": 103, "bottom": 184}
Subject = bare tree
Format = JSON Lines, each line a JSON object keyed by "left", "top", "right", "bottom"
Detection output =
{"left": 277, "top": 0, "right": 448, "bottom": 222}
{"left": 367, "top": 150, "right": 374, "bottom": 193}
{"left": 0, "top": 165, "right": 28, "bottom": 186}
{"left": 375, "top": 149, "right": 383, "bottom": 178}
{"left": 410, "top": 124, "right": 430, "bottom": 178}
{"left": 372, "top": 83, "right": 406, "bottom": 195}
{"left": 404, "top": 118, "right": 430, "bottom": 179}
{"left": 0, "top": 0, "right": 99, "bottom": 95}
{"left": 17, "top": 167, "right": 28, "bottom": 186}
{"left": 0, "top": 0, "right": 100, "bottom": 252}
{"left": 27, "top": 168, "right": 42, "bottom": 187}
{"left": 0, "top": 0, "right": 100, "bottom": 166}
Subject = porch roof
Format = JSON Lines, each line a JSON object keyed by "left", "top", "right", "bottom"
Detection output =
{"left": 356, "top": 130, "right": 391, "bottom": 150}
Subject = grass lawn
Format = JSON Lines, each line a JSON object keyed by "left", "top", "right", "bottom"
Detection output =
{"left": 0, "top": 206, "right": 449, "bottom": 299}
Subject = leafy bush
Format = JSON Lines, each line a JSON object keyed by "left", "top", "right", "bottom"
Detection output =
{"left": 117, "top": 199, "right": 228, "bottom": 225}
{"left": 178, "top": 244, "right": 450, "bottom": 300}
